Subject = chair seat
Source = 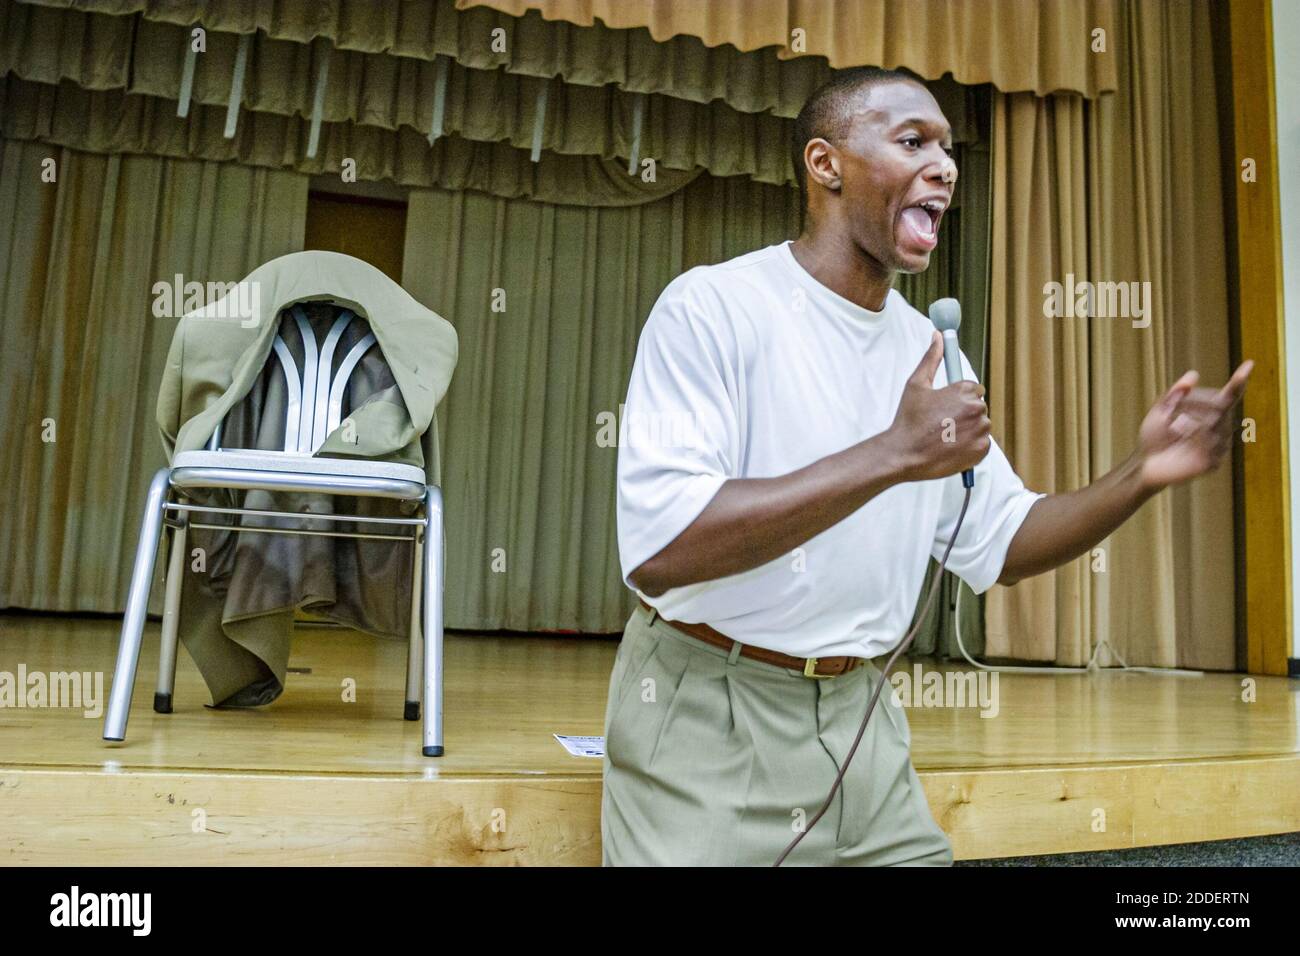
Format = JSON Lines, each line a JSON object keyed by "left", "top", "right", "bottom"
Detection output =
{"left": 171, "top": 449, "right": 427, "bottom": 500}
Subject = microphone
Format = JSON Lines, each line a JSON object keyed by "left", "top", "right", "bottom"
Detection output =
{"left": 927, "top": 297, "right": 975, "bottom": 489}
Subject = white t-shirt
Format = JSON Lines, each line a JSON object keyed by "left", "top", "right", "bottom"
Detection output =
{"left": 615, "top": 239, "right": 1045, "bottom": 660}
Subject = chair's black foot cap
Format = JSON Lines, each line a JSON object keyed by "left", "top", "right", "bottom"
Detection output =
{"left": 422, "top": 745, "right": 444, "bottom": 758}
{"left": 404, "top": 700, "right": 420, "bottom": 721}
{"left": 103, "top": 736, "right": 124, "bottom": 743}
{"left": 153, "top": 692, "right": 173, "bottom": 714}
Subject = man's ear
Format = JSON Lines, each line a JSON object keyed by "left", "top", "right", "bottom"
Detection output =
{"left": 804, "top": 138, "right": 841, "bottom": 192}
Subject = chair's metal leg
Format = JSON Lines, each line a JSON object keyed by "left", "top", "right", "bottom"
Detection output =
{"left": 404, "top": 529, "right": 423, "bottom": 721}
{"left": 154, "top": 518, "right": 187, "bottom": 714}
{"left": 421, "top": 486, "right": 444, "bottom": 757}
{"left": 104, "top": 468, "right": 171, "bottom": 742}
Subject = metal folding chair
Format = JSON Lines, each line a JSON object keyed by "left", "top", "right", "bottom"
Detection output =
{"left": 103, "top": 304, "right": 446, "bottom": 756}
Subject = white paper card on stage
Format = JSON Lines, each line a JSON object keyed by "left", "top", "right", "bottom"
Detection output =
{"left": 553, "top": 734, "right": 604, "bottom": 758}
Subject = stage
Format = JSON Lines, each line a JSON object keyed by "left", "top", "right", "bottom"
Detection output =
{"left": 1, "top": 613, "right": 1297, "bottom": 865}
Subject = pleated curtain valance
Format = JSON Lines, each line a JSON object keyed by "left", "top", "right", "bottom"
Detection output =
{"left": 0, "top": 75, "right": 707, "bottom": 205}
{"left": 0, "top": 0, "right": 856, "bottom": 117}
{"left": 12, "top": 0, "right": 1117, "bottom": 99}
{"left": 2, "top": 0, "right": 981, "bottom": 203}
{"left": 464, "top": 0, "right": 1119, "bottom": 97}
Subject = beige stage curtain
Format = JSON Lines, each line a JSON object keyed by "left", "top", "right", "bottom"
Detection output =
{"left": 399, "top": 175, "right": 802, "bottom": 631}
{"left": 984, "top": 0, "right": 1236, "bottom": 670}
{"left": 9, "top": 0, "right": 1112, "bottom": 99}
{"left": 1, "top": 1, "right": 978, "bottom": 190}
{"left": 2, "top": 0, "right": 971, "bottom": 120}
{"left": 0, "top": 150, "right": 983, "bottom": 634}
{"left": 0, "top": 139, "right": 306, "bottom": 612}
{"left": 466, "top": 0, "right": 1118, "bottom": 96}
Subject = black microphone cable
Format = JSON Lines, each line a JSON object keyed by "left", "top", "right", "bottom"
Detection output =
{"left": 774, "top": 484, "right": 973, "bottom": 866}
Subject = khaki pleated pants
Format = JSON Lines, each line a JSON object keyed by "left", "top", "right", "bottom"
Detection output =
{"left": 601, "top": 602, "right": 954, "bottom": 866}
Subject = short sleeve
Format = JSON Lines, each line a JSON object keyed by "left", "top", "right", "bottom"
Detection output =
{"left": 616, "top": 282, "right": 739, "bottom": 588}
{"left": 930, "top": 348, "right": 1045, "bottom": 594}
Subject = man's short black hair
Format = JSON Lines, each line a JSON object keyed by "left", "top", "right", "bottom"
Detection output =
{"left": 791, "top": 67, "right": 927, "bottom": 213}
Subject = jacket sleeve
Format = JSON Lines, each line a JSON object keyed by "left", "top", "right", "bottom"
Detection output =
{"left": 155, "top": 317, "right": 187, "bottom": 463}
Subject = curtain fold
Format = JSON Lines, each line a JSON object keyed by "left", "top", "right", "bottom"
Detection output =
{"left": 0, "top": 139, "right": 307, "bottom": 612}
{"left": 984, "top": 91, "right": 1094, "bottom": 665}
{"left": 400, "top": 176, "right": 802, "bottom": 631}
{"left": 984, "top": 0, "right": 1236, "bottom": 670}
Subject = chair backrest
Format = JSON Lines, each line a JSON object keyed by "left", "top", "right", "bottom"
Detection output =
{"left": 208, "top": 304, "right": 378, "bottom": 455}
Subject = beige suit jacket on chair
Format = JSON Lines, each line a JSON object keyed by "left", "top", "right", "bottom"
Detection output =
{"left": 154, "top": 251, "right": 459, "bottom": 706}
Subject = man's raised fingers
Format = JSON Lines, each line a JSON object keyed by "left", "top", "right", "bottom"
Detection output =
{"left": 1159, "top": 370, "right": 1200, "bottom": 415}
{"left": 1179, "top": 389, "right": 1235, "bottom": 416}
{"left": 1219, "top": 360, "right": 1254, "bottom": 403}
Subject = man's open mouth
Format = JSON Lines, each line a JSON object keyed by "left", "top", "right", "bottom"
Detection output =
{"left": 899, "top": 198, "right": 946, "bottom": 252}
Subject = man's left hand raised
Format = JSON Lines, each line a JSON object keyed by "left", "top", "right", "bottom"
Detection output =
{"left": 1135, "top": 361, "right": 1253, "bottom": 492}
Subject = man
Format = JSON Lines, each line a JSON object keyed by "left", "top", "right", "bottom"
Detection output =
{"left": 602, "top": 68, "right": 1251, "bottom": 866}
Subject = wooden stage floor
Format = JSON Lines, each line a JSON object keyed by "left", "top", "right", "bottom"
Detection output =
{"left": 1, "top": 613, "right": 1297, "bottom": 864}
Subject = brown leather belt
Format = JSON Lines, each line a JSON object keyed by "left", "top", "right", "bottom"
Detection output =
{"left": 638, "top": 598, "right": 865, "bottom": 679}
